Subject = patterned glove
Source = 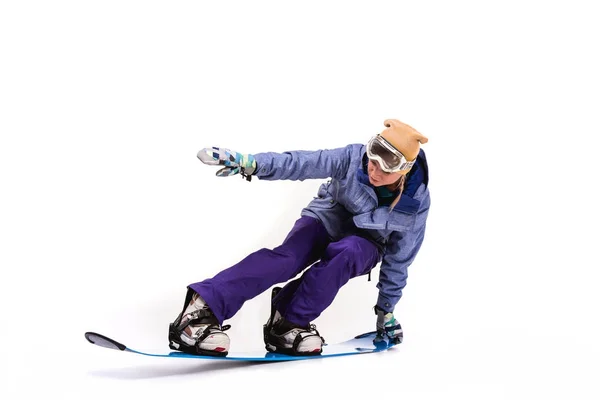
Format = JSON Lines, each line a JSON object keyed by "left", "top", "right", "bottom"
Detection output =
{"left": 197, "top": 147, "right": 257, "bottom": 181}
{"left": 374, "top": 305, "right": 403, "bottom": 344}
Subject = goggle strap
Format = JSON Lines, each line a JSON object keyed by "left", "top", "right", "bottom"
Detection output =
{"left": 399, "top": 160, "right": 415, "bottom": 171}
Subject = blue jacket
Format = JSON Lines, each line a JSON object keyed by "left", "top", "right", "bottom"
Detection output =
{"left": 253, "top": 144, "right": 430, "bottom": 313}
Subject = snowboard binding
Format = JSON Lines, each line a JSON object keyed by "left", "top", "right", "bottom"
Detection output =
{"left": 263, "top": 287, "right": 324, "bottom": 356}
{"left": 168, "top": 288, "right": 231, "bottom": 357}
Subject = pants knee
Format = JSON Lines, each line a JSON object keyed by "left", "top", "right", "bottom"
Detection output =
{"left": 323, "top": 236, "right": 380, "bottom": 268}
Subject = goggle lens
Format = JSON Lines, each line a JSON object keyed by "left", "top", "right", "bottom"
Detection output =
{"left": 368, "top": 139, "right": 402, "bottom": 170}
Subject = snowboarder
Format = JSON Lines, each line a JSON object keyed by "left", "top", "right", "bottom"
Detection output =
{"left": 169, "top": 119, "right": 430, "bottom": 357}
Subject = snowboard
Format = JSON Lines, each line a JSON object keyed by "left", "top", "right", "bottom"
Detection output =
{"left": 84, "top": 330, "right": 398, "bottom": 361}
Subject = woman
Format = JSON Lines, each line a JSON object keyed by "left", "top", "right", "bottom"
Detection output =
{"left": 168, "top": 119, "right": 430, "bottom": 356}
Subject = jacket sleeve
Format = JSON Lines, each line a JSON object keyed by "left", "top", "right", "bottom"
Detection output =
{"left": 252, "top": 145, "right": 354, "bottom": 181}
{"left": 376, "top": 205, "right": 429, "bottom": 313}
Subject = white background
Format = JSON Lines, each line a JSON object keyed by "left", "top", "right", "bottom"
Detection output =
{"left": 1, "top": 1, "right": 599, "bottom": 399}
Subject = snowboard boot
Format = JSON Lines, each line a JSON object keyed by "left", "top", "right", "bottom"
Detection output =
{"left": 263, "top": 287, "right": 325, "bottom": 356}
{"left": 168, "top": 288, "right": 230, "bottom": 357}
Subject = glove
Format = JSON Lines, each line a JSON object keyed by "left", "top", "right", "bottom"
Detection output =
{"left": 374, "top": 305, "right": 403, "bottom": 344}
{"left": 197, "top": 147, "right": 257, "bottom": 181}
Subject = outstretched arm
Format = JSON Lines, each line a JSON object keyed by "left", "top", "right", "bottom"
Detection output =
{"left": 253, "top": 146, "right": 354, "bottom": 181}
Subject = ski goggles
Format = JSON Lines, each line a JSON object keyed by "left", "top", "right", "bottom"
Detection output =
{"left": 366, "top": 135, "right": 415, "bottom": 173}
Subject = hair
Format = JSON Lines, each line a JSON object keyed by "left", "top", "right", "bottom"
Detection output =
{"left": 388, "top": 174, "right": 406, "bottom": 212}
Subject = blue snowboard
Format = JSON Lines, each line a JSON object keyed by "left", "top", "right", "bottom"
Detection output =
{"left": 84, "top": 331, "right": 398, "bottom": 361}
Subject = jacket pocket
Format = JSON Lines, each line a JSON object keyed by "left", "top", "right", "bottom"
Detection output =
{"left": 387, "top": 211, "right": 416, "bottom": 232}
{"left": 353, "top": 208, "right": 416, "bottom": 232}
{"left": 308, "top": 196, "right": 337, "bottom": 209}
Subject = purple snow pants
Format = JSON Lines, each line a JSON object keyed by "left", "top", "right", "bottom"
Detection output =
{"left": 189, "top": 216, "right": 382, "bottom": 326}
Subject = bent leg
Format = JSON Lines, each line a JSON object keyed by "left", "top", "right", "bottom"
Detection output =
{"left": 189, "top": 216, "right": 330, "bottom": 323}
{"left": 280, "top": 235, "right": 381, "bottom": 326}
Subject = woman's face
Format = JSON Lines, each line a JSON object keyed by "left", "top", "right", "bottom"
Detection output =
{"left": 367, "top": 159, "right": 403, "bottom": 187}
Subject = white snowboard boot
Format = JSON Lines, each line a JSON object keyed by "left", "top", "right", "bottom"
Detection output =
{"left": 169, "top": 288, "right": 230, "bottom": 356}
{"left": 263, "top": 287, "right": 324, "bottom": 356}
